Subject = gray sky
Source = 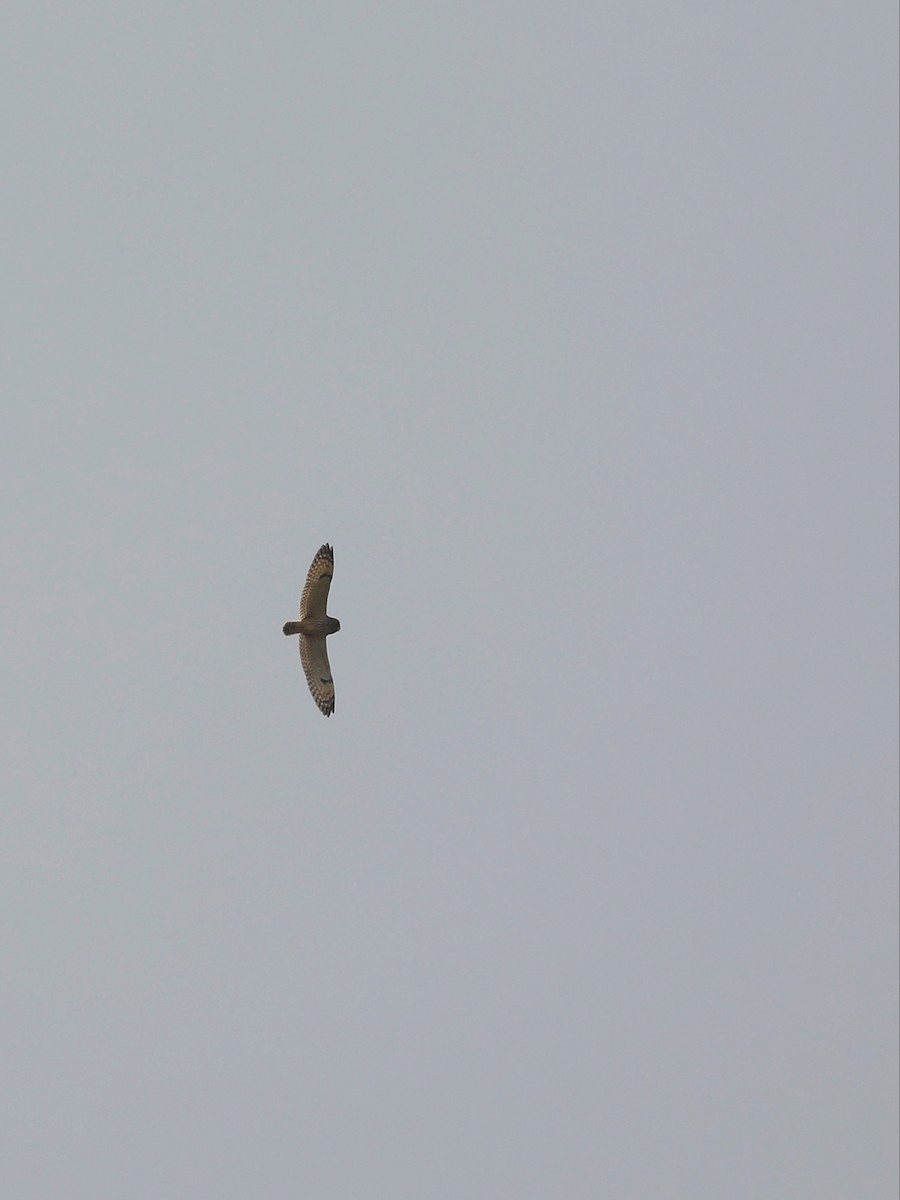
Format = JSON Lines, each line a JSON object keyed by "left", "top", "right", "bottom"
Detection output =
{"left": 2, "top": 3, "right": 897, "bottom": 1197}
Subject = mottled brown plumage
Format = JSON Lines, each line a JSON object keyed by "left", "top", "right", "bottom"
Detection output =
{"left": 283, "top": 544, "right": 340, "bottom": 716}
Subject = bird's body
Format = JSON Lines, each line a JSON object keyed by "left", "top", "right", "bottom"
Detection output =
{"left": 283, "top": 544, "right": 340, "bottom": 716}
{"left": 283, "top": 616, "right": 340, "bottom": 637}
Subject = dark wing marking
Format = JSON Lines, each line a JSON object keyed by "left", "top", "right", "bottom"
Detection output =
{"left": 300, "top": 633, "right": 335, "bottom": 716}
{"left": 299, "top": 544, "right": 334, "bottom": 621}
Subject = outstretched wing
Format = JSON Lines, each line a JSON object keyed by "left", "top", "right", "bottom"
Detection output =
{"left": 299, "top": 544, "right": 334, "bottom": 620}
{"left": 300, "top": 634, "right": 335, "bottom": 716}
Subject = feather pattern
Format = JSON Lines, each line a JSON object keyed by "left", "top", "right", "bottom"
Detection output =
{"left": 300, "top": 632, "right": 335, "bottom": 716}
{"left": 300, "top": 543, "right": 334, "bottom": 620}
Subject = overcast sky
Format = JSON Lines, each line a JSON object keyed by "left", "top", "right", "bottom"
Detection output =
{"left": 2, "top": 3, "right": 897, "bottom": 1197}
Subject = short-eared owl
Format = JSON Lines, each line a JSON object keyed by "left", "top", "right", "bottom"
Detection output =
{"left": 283, "top": 544, "right": 340, "bottom": 716}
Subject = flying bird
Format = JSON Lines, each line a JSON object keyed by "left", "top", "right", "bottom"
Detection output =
{"left": 283, "top": 544, "right": 340, "bottom": 716}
